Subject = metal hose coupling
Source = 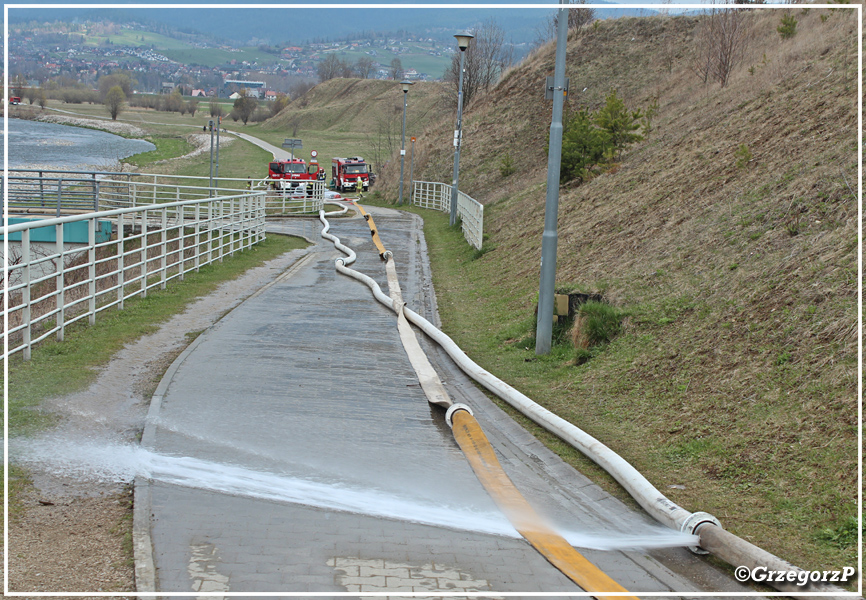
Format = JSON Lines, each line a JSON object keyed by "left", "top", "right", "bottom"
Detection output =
{"left": 383, "top": 251, "right": 393, "bottom": 262}
{"left": 680, "top": 511, "right": 722, "bottom": 555}
{"left": 445, "top": 404, "right": 474, "bottom": 428}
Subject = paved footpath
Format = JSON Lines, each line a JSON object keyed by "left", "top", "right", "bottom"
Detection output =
{"left": 137, "top": 205, "right": 751, "bottom": 598}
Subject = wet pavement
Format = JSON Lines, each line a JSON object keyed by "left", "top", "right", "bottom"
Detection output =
{"left": 137, "top": 205, "right": 750, "bottom": 597}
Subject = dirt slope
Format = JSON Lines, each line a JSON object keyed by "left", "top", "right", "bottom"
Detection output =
{"left": 373, "top": 9, "right": 859, "bottom": 575}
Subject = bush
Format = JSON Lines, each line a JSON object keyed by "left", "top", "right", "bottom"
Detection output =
{"left": 778, "top": 14, "right": 798, "bottom": 39}
{"left": 499, "top": 153, "right": 516, "bottom": 178}
{"left": 559, "top": 90, "right": 644, "bottom": 184}
{"left": 735, "top": 143, "right": 752, "bottom": 169}
{"left": 571, "top": 300, "right": 625, "bottom": 363}
{"left": 560, "top": 109, "right": 609, "bottom": 183}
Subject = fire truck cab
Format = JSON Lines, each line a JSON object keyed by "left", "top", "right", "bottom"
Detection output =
{"left": 331, "top": 157, "right": 370, "bottom": 193}
{"left": 268, "top": 157, "right": 317, "bottom": 193}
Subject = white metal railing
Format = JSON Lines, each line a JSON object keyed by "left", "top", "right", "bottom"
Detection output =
{"left": 3, "top": 190, "right": 266, "bottom": 360}
{"left": 256, "top": 179, "right": 326, "bottom": 215}
{"left": 412, "top": 181, "right": 484, "bottom": 250}
{"left": 4, "top": 169, "right": 256, "bottom": 213}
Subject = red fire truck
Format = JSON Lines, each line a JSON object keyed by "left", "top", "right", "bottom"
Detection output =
{"left": 268, "top": 152, "right": 324, "bottom": 193}
{"left": 331, "top": 157, "right": 370, "bottom": 193}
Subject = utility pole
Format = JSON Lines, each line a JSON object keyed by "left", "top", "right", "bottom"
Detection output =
{"left": 535, "top": 2, "right": 568, "bottom": 355}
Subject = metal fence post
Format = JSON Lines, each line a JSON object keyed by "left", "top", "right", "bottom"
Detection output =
{"left": 56, "top": 223, "right": 65, "bottom": 341}
{"left": 88, "top": 218, "right": 96, "bottom": 325}
{"left": 57, "top": 178, "right": 63, "bottom": 217}
{"left": 117, "top": 212, "right": 125, "bottom": 310}
{"left": 160, "top": 209, "right": 168, "bottom": 289}
{"left": 22, "top": 229, "right": 32, "bottom": 360}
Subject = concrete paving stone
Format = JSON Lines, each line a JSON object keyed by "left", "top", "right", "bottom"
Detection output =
{"left": 340, "top": 574, "right": 387, "bottom": 587}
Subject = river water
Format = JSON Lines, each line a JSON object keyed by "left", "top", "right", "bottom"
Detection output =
{"left": 2, "top": 118, "right": 155, "bottom": 170}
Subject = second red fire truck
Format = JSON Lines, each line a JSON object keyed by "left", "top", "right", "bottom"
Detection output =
{"left": 331, "top": 157, "right": 370, "bottom": 193}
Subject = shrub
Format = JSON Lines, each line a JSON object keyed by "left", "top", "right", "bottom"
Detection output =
{"left": 778, "top": 14, "right": 798, "bottom": 39}
{"left": 560, "top": 109, "right": 609, "bottom": 183}
{"left": 735, "top": 143, "right": 752, "bottom": 169}
{"left": 570, "top": 301, "right": 625, "bottom": 362}
{"left": 499, "top": 153, "right": 516, "bottom": 178}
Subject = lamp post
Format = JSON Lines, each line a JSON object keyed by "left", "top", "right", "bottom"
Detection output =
{"left": 398, "top": 80, "right": 413, "bottom": 206}
{"left": 449, "top": 31, "right": 473, "bottom": 226}
{"left": 409, "top": 136, "right": 416, "bottom": 204}
{"left": 535, "top": 2, "right": 568, "bottom": 355}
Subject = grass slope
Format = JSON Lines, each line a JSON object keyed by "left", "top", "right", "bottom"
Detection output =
{"left": 371, "top": 8, "right": 859, "bottom": 578}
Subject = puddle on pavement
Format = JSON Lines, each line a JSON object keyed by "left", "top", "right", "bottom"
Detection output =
{"left": 12, "top": 245, "right": 312, "bottom": 498}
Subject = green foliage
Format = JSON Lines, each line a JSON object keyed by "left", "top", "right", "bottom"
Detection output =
{"left": 232, "top": 89, "right": 259, "bottom": 125}
{"left": 594, "top": 90, "right": 644, "bottom": 154}
{"left": 499, "top": 153, "right": 516, "bottom": 178}
{"left": 642, "top": 96, "right": 659, "bottom": 138}
{"left": 778, "top": 14, "right": 798, "bottom": 39}
{"left": 559, "top": 90, "right": 645, "bottom": 184}
{"left": 575, "top": 300, "right": 625, "bottom": 347}
{"left": 817, "top": 515, "right": 859, "bottom": 549}
{"left": 560, "top": 109, "right": 609, "bottom": 183}
{"left": 735, "top": 143, "right": 752, "bottom": 169}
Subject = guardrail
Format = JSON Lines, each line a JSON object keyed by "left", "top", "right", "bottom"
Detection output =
{"left": 412, "top": 181, "right": 484, "bottom": 250}
{"left": 3, "top": 190, "right": 266, "bottom": 360}
{"left": 4, "top": 169, "right": 329, "bottom": 216}
{"left": 3, "top": 169, "right": 255, "bottom": 214}
{"left": 252, "top": 179, "right": 326, "bottom": 215}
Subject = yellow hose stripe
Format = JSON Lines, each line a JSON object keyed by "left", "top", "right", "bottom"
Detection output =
{"left": 451, "top": 410, "right": 640, "bottom": 600}
{"left": 348, "top": 207, "right": 637, "bottom": 597}
{"left": 356, "top": 203, "right": 388, "bottom": 258}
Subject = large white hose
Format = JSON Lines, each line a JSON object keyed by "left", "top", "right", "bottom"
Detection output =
{"left": 318, "top": 208, "right": 702, "bottom": 533}
{"left": 316, "top": 209, "right": 854, "bottom": 598}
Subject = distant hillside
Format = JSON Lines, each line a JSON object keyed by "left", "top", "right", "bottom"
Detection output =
{"left": 262, "top": 78, "right": 448, "bottom": 170}
{"left": 372, "top": 9, "right": 858, "bottom": 573}
{"left": 8, "top": 3, "right": 656, "bottom": 45}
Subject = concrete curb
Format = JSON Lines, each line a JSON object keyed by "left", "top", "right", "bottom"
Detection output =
{"left": 132, "top": 249, "right": 318, "bottom": 593}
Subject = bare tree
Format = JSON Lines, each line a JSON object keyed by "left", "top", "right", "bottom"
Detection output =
{"left": 443, "top": 18, "right": 514, "bottom": 107}
{"left": 533, "top": 1, "right": 596, "bottom": 48}
{"left": 692, "top": 3, "right": 752, "bottom": 87}
{"left": 317, "top": 54, "right": 345, "bottom": 82}
{"left": 389, "top": 58, "right": 403, "bottom": 80}
{"left": 355, "top": 56, "right": 376, "bottom": 79}
{"left": 289, "top": 79, "right": 316, "bottom": 100}
{"left": 366, "top": 107, "right": 401, "bottom": 173}
{"left": 209, "top": 100, "right": 224, "bottom": 118}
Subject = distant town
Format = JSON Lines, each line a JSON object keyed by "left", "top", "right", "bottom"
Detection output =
{"left": 7, "top": 18, "right": 475, "bottom": 100}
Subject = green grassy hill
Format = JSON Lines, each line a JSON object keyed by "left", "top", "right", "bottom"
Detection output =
{"left": 261, "top": 77, "right": 448, "bottom": 171}
{"left": 369, "top": 8, "right": 859, "bottom": 577}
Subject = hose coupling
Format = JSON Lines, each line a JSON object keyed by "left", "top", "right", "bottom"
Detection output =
{"left": 445, "top": 403, "right": 474, "bottom": 428}
{"left": 680, "top": 511, "right": 722, "bottom": 555}
{"left": 383, "top": 251, "right": 393, "bottom": 262}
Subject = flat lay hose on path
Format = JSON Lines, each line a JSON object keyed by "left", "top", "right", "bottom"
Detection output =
{"left": 319, "top": 202, "right": 854, "bottom": 600}
{"left": 320, "top": 202, "right": 638, "bottom": 600}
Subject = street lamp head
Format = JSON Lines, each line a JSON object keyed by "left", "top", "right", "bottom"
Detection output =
{"left": 401, "top": 80, "right": 414, "bottom": 93}
{"left": 454, "top": 32, "right": 474, "bottom": 52}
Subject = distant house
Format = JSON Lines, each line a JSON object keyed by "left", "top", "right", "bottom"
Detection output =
{"left": 191, "top": 89, "right": 207, "bottom": 97}
{"left": 404, "top": 68, "right": 420, "bottom": 80}
{"left": 228, "top": 91, "right": 242, "bottom": 100}
{"left": 264, "top": 90, "right": 278, "bottom": 101}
